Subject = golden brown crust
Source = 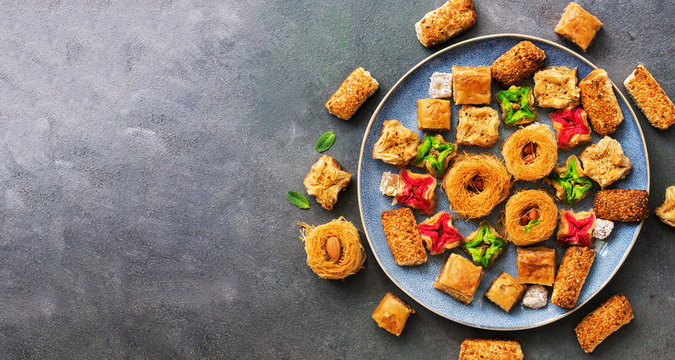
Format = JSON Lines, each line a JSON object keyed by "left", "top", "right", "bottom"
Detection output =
{"left": 593, "top": 189, "right": 649, "bottom": 222}
{"left": 517, "top": 246, "right": 557, "bottom": 286}
{"left": 433, "top": 253, "right": 482, "bottom": 304}
{"left": 491, "top": 41, "right": 546, "bottom": 88}
{"left": 325, "top": 67, "right": 379, "bottom": 120}
{"left": 575, "top": 293, "right": 634, "bottom": 353}
{"left": 372, "top": 120, "right": 420, "bottom": 166}
{"left": 372, "top": 292, "right": 415, "bottom": 336}
{"left": 501, "top": 123, "right": 558, "bottom": 181}
{"left": 417, "top": 99, "right": 452, "bottom": 131}
{"left": 503, "top": 190, "right": 558, "bottom": 246}
{"left": 579, "top": 69, "right": 623, "bottom": 135}
{"left": 533, "top": 66, "right": 580, "bottom": 109}
{"left": 381, "top": 208, "right": 428, "bottom": 266}
{"left": 484, "top": 272, "right": 525, "bottom": 313}
{"left": 655, "top": 186, "right": 675, "bottom": 227}
{"left": 579, "top": 136, "right": 631, "bottom": 189}
{"left": 303, "top": 155, "right": 352, "bottom": 210}
{"left": 459, "top": 339, "right": 524, "bottom": 360}
{"left": 554, "top": 2, "right": 603, "bottom": 52}
{"left": 624, "top": 65, "right": 675, "bottom": 130}
{"left": 456, "top": 106, "right": 500, "bottom": 147}
{"left": 414, "top": 0, "right": 477, "bottom": 48}
{"left": 551, "top": 246, "right": 595, "bottom": 308}
{"left": 452, "top": 65, "right": 492, "bottom": 105}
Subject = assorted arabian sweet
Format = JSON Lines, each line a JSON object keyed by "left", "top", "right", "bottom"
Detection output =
{"left": 655, "top": 186, "right": 675, "bottom": 227}
{"left": 516, "top": 246, "right": 557, "bottom": 286}
{"left": 484, "top": 272, "right": 526, "bottom": 313}
{"left": 501, "top": 123, "right": 558, "bottom": 181}
{"left": 503, "top": 189, "right": 558, "bottom": 246}
{"left": 455, "top": 105, "right": 501, "bottom": 147}
{"left": 387, "top": 169, "right": 437, "bottom": 214}
{"left": 579, "top": 136, "right": 632, "bottom": 189}
{"left": 550, "top": 106, "right": 592, "bottom": 149}
{"left": 533, "top": 66, "right": 581, "bottom": 109}
{"left": 414, "top": 134, "right": 457, "bottom": 177}
{"left": 418, "top": 211, "right": 463, "bottom": 255}
{"left": 298, "top": 217, "right": 366, "bottom": 279}
{"left": 417, "top": 98, "right": 451, "bottom": 131}
{"left": 491, "top": 40, "right": 546, "bottom": 88}
{"left": 592, "top": 218, "right": 615, "bottom": 239}
{"left": 554, "top": 2, "right": 603, "bottom": 52}
{"left": 522, "top": 285, "right": 548, "bottom": 309}
{"left": 545, "top": 155, "right": 593, "bottom": 205}
{"left": 461, "top": 221, "right": 507, "bottom": 268}
{"left": 442, "top": 154, "right": 512, "bottom": 218}
{"left": 496, "top": 85, "right": 538, "bottom": 127}
{"left": 433, "top": 253, "right": 483, "bottom": 305}
{"left": 575, "top": 293, "right": 634, "bottom": 353}
{"left": 415, "top": 0, "right": 477, "bottom": 48}
{"left": 428, "top": 72, "right": 453, "bottom": 99}
{"left": 579, "top": 69, "right": 624, "bottom": 135}
{"left": 380, "top": 207, "right": 428, "bottom": 266}
{"left": 557, "top": 209, "right": 596, "bottom": 248}
{"left": 303, "top": 155, "right": 352, "bottom": 210}
{"left": 593, "top": 189, "right": 649, "bottom": 222}
{"left": 372, "top": 120, "right": 420, "bottom": 166}
{"left": 371, "top": 292, "right": 415, "bottom": 336}
{"left": 452, "top": 65, "right": 492, "bottom": 105}
{"left": 551, "top": 246, "right": 595, "bottom": 308}
{"left": 624, "top": 64, "right": 675, "bottom": 130}
{"left": 458, "top": 339, "right": 524, "bottom": 360}
{"left": 325, "top": 67, "right": 379, "bottom": 120}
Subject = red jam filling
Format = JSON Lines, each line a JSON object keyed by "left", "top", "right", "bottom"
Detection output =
{"left": 397, "top": 170, "right": 435, "bottom": 214}
{"left": 551, "top": 107, "right": 590, "bottom": 147}
{"left": 561, "top": 212, "right": 595, "bottom": 247}
{"left": 418, "top": 213, "right": 463, "bottom": 253}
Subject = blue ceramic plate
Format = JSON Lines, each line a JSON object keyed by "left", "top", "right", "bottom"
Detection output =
{"left": 357, "top": 34, "right": 649, "bottom": 330}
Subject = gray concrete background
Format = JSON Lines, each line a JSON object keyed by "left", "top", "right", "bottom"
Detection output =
{"left": 0, "top": 1, "right": 672, "bottom": 359}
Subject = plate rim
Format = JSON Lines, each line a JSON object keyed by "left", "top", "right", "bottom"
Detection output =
{"left": 356, "top": 33, "right": 650, "bottom": 331}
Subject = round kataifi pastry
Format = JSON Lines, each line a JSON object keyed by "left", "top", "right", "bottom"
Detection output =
{"left": 503, "top": 189, "right": 558, "bottom": 246}
{"left": 501, "top": 122, "right": 558, "bottom": 181}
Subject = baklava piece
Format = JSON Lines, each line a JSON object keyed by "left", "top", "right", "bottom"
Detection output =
{"left": 545, "top": 155, "right": 593, "bottom": 205}
{"left": 485, "top": 272, "right": 525, "bottom": 313}
{"left": 579, "top": 136, "right": 632, "bottom": 189}
{"left": 372, "top": 120, "right": 420, "bottom": 166}
{"left": 551, "top": 246, "right": 595, "bottom": 308}
{"left": 593, "top": 189, "right": 649, "bottom": 222}
{"left": 455, "top": 105, "right": 500, "bottom": 147}
{"left": 557, "top": 209, "right": 596, "bottom": 248}
{"left": 491, "top": 41, "right": 546, "bottom": 88}
{"left": 325, "top": 67, "right": 379, "bottom": 120}
{"left": 522, "top": 285, "right": 548, "bottom": 309}
{"left": 575, "top": 293, "right": 634, "bottom": 353}
{"left": 452, "top": 65, "right": 492, "bottom": 105}
{"left": 516, "top": 246, "right": 556, "bottom": 286}
{"left": 550, "top": 106, "right": 592, "bottom": 149}
{"left": 417, "top": 98, "right": 451, "bottom": 131}
{"left": 303, "top": 155, "right": 352, "bottom": 210}
{"left": 381, "top": 208, "right": 427, "bottom": 266}
{"left": 533, "top": 66, "right": 581, "bottom": 109}
{"left": 428, "top": 72, "right": 453, "bottom": 99}
{"left": 461, "top": 221, "right": 507, "bottom": 268}
{"left": 433, "top": 253, "right": 482, "bottom": 305}
{"left": 554, "top": 2, "right": 603, "bottom": 52}
{"left": 496, "top": 86, "right": 537, "bottom": 127}
{"left": 393, "top": 170, "right": 437, "bottom": 214}
{"left": 414, "top": 134, "right": 456, "bottom": 177}
{"left": 624, "top": 64, "right": 675, "bottom": 130}
{"left": 655, "top": 186, "right": 675, "bottom": 227}
{"left": 415, "top": 0, "right": 477, "bottom": 48}
{"left": 418, "top": 211, "right": 463, "bottom": 255}
{"left": 579, "top": 69, "right": 623, "bottom": 135}
{"left": 372, "top": 292, "right": 415, "bottom": 336}
{"left": 459, "top": 339, "right": 524, "bottom": 360}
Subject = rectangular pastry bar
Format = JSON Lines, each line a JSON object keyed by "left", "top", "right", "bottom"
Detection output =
{"left": 491, "top": 41, "right": 546, "bottom": 88}
{"left": 433, "top": 253, "right": 482, "bottom": 305}
{"left": 325, "top": 67, "right": 379, "bottom": 120}
{"left": 551, "top": 246, "right": 595, "bottom": 308}
{"left": 579, "top": 69, "right": 623, "bottom": 135}
{"left": 381, "top": 208, "right": 428, "bottom": 266}
{"left": 593, "top": 189, "right": 649, "bottom": 222}
{"left": 575, "top": 293, "right": 634, "bottom": 353}
{"left": 417, "top": 98, "right": 451, "bottom": 131}
{"left": 414, "top": 0, "right": 477, "bottom": 48}
{"left": 517, "top": 246, "right": 556, "bottom": 286}
{"left": 458, "top": 339, "right": 524, "bottom": 360}
{"left": 484, "top": 272, "right": 525, "bottom": 313}
{"left": 452, "top": 65, "right": 492, "bottom": 105}
{"left": 554, "top": 2, "right": 603, "bottom": 52}
{"left": 372, "top": 292, "right": 415, "bottom": 336}
{"left": 624, "top": 64, "right": 675, "bottom": 130}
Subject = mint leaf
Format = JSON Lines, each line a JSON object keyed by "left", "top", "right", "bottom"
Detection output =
{"left": 286, "top": 191, "right": 310, "bottom": 209}
{"left": 315, "top": 131, "right": 336, "bottom": 152}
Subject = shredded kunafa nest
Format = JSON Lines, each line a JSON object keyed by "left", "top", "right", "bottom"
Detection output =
{"left": 298, "top": 217, "right": 366, "bottom": 279}
{"left": 501, "top": 122, "right": 558, "bottom": 181}
{"left": 503, "top": 189, "right": 558, "bottom": 246}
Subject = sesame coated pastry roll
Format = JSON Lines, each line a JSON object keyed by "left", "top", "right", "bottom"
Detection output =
{"left": 575, "top": 294, "right": 634, "bottom": 353}
{"left": 380, "top": 208, "right": 428, "bottom": 266}
{"left": 624, "top": 64, "right": 675, "bottom": 130}
{"left": 551, "top": 246, "right": 595, "bottom": 308}
{"left": 414, "top": 0, "right": 477, "bottom": 48}
{"left": 593, "top": 189, "right": 649, "bottom": 222}
{"left": 579, "top": 69, "right": 623, "bottom": 135}
{"left": 325, "top": 67, "right": 379, "bottom": 120}
{"left": 458, "top": 339, "right": 524, "bottom": 360}
{"left": 491, "top": 41, "right": 546, "bottom": 88}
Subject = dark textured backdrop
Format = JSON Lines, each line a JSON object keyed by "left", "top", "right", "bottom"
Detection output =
{"left": 0, "top": 1, "right": 672, "bottom": 359}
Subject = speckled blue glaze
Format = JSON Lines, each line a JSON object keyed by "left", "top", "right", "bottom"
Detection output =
{"left": 357, "top": 35, "right": 649, "bottom": 330}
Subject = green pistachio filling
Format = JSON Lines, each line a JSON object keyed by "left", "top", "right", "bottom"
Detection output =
{"left": 548, "top": 159, "right": 593, "bottom": 205}
{"left": 497, "top": 86, "right": 537, "bottom": 125}
{"left": 462, "top": 223, "right": 506, "bottom": 268}
{"left": 415, "top": 135, "right": 455, "bottom": 175}
{"left": 524, "top": 219, "right": 540, "bottom": 234}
